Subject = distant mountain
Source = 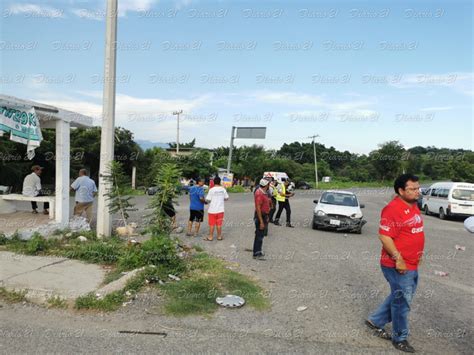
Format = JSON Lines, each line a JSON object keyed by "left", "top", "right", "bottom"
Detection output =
{"left": 136, "top": 140, "right": 169, "bottom": 151}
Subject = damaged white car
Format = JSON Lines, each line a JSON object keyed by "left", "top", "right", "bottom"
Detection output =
{"left": 312, "top": 190, "right": 366, "bottom": 234}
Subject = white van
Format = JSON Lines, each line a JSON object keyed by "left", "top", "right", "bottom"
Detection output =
{"left": 422, "top": 182, "right": 474, "bottom": 219}
{"left": 263, "top": 172, "right": 289, "bottom": 183}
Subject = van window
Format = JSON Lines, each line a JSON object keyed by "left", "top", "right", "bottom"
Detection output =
{"left": 439, "top": 189, "right": 449, "bottom": 199}
{"left": 431, "top": 189, "right": 438, "bottom": 197}
{"left": 452, "top": 189, "right": 474, "bottom": 201}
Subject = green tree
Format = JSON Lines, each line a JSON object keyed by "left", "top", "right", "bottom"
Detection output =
{"left": 147, "top": 163, "right": 182, "bottom": 235}
{"left": 370, "top": 141, "right": 405, "bottom": 181}
{"left": 104, "top": 161, "right": 137, "bottom": 227}
{"left": 169, "top": 138, "right": 196, "bottom": 148}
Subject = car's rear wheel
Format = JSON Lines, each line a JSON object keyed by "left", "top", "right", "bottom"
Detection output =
{"left": 439, "top": 208, "right": 447, "bottom": 220}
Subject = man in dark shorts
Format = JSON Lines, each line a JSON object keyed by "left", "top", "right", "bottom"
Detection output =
{"left": 366, "top": 174, "right": 425, "bottom": 353}
{"left": 162, "top": 198, "right": 183, "bottom": 233}
{"left": 187, "top": 178, "right": 206, "bottom": 237}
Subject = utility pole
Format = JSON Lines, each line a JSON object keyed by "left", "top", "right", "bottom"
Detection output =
{"left": 308, "top": 135, "right": 319, "bottom": 189}
{"left": 227, "top": 126, "right": 236, "bottom": 173}
{"left": 97, "top": 0, "right": 118, "bottom": 238}
{"left": 173, "top": 110, "right": 182, "bottom": 154}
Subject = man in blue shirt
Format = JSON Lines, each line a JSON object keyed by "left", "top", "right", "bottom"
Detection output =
{"left": 71, "top": 169, "right": 98, "bottom": 223}
{"left": 187, "top": 178, "right": 206, "bottom": 237}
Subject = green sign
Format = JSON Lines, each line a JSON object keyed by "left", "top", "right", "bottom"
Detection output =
{"left": 0, "top": 106, "right": 42, "bottom": 159}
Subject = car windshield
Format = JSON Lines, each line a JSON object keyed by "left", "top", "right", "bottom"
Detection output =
{"left": 452, "top": 189, "right": 474, "bottom": 201}
{"left": 320, "top": 192, "right": 358, "bottom": 207}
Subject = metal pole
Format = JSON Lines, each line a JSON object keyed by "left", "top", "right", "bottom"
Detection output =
{"left": 131, "top": 166, "right": 136, "bottom": 190}
{"left": 97, "top": 0, "right": 118, "bottom": 238}
{"left": 177, "top": 112, "right": 179, "bottom": 154}
{"left": 308, "top": 135, "right": 319, "bottom": 189}
{"left": 313, "top": 138, "right": 319, "bottom": 189}
{"left": 227, "top": 126, "right": 235, "bottom": 173}
{"left": 173, "top": 110, "right": 182, "bottom": 155}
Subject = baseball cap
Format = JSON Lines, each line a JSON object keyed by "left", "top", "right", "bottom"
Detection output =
{"left": 31, "top": 165, "right": 44, "bottom": 171}
{"left": 259, "top": 178, "right": 270, "bottom": 187}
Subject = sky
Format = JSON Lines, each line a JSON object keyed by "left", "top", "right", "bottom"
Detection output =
{"left": 1, "top": 0, "right": 473, "bottom": 154}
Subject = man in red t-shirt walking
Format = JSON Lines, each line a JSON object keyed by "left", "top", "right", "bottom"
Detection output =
{"left": 366, "top": 174, "right": 424, "bottom": 353}
{"left": 253, "top": 178, "right": 271, "bottom": 260}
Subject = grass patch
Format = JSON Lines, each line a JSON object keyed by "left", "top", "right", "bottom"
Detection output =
{"left": 311, "top": 180, "right": 437, "bottom": 190}
{"left": 2, "top": 231, "right": 269, "bottom": 316}
{"left": 47, "top": 295, "right": 68, "bottom": 309}
{"left": 226, "top": 185, "right": 248, "bottom": 193}
{"left": 63, "top": 239, "right": 124, "bottom": 264}
{"left": 117, "top": 236, "right": 185, "bottom": 273}
{"left": 161, "top": 277, "right": 220, "bottom": 316}
{"left": 312, "top": 180, "right": 392, "bottom": 190}
{"left": 102, "top": 268, "right": 125, "bottom": 285}
{"left": 75, "top": 291, "right": 126, "bottom": 312}
{"left": 158, "top": 252, "right": 270, "bottom": 316}
{"left": 0, "top": 287, "right": 28, "bottom": 303}
{"left": 193, "top": 245, "right": 204, "bottom": 252}
{"left": 0, "top": 233, "right": 8, "bottom": 245}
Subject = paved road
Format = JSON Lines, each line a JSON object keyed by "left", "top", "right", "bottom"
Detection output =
{"left": 1, "top": 189, "right": 472, "bottom": 354}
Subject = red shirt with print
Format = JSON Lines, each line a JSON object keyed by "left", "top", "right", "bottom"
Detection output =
{"left": 255, "top": 188, "right": 271, "bottom": 214}
{"left": 379, "top": 196, "right": 425, "bottom": 270}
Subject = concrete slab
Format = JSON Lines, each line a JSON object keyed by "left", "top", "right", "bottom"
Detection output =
{"left": 96, "top": 267, "right": 145, "bottom": 296}
{"left": 0, "top": 252, "right": 67, "bottom": 280}
{"left": 0, "top": 251, "right": 106, "bottom": 303}
{"left": 0, "top": 211, "right": 50, "bottom": 234}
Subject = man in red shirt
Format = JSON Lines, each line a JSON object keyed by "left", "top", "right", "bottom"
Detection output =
{"left": 253, "top": 178, "right": 271, "bottom": 260}
{"left": 366, "top": 174, "right": 424, "bottom": 353}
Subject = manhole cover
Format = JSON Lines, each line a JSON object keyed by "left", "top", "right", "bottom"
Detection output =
{"left": 216, "top": 295, "right": 245, "bottom": 308}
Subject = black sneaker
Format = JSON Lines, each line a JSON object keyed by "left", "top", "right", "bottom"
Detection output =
{"left": 364, "top": 320, "right": 391, "bottom": 340}
{"left": 253, "top": 253, "right": 266, "bottom": 261}
{"left": 274, "top": 221, "right": 281, "bottom": 226}
{"left": 392, "top": 340, "right": 415, "bottom": 353}
{"left": 286, "top": 224, "right": 294, "bottom": 228}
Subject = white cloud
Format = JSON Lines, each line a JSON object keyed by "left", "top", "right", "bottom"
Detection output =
{"left": 250, "top": 90, "right": 376, "bottom": 115}
{"left": 419, "top": 106, "right": 454, "bottom": 112}
{"left": 70, "top": 0, "right": 159, "bottom": 20}
{"left": 7, "top": 3, "right": 65, "bottom": 18}
{"left": 173, "top": 0, "right": 196, "bottom": 10}
{"left": 31, "top": 90, "right": 211, "bottom": 141}
{"left": 117, "top": 0, "right": 158, "bottom": 17}
{"left": 251, "top": 91, "right": 324, "bottom": 106}
{"left": 391, "top": 72, "right": 474, "bottom": 96}
{"left": 70, "top": 8, "right": 104, "bottom": 21}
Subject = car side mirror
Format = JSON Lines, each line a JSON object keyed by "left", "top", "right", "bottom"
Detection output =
{"left": 313, "top": 199, "right": 318, "bottom": 204}
{"left": 360, "top": 204, "right": 365, "bottom": 208}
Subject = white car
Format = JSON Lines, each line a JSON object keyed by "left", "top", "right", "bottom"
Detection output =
{"left": 312, "top": 190, "right": 366, "bottom": 234}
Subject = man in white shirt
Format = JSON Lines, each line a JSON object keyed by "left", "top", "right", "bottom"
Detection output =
{"left": 204, "top": 176, "right": 229, "bottom": 241}
{"left": 71, "top": 169, "right": 97, "bottom": 222}
{"left": 22, "top": 165, "right": 49, "bottom": 214}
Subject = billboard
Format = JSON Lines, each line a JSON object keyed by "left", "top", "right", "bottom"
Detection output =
{"left": 0, "top": 106, "right": 42, "bottom": 159}
{"left": 219, "top": 172, "right": 234, "bottom": 188}
{"left": 235, "top": 127, "right": 266, "bottom": 139}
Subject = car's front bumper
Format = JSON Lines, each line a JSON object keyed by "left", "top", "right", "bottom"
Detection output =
{"left": 313, "top": 214, "right": 366, "bottom": 231}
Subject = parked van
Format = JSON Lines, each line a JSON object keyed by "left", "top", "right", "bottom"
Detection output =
{"left": 263, "top": 172, "right": 289, "bottom": 183}
{"left": 422, "top": 182, "right": 474, "bottom": 219}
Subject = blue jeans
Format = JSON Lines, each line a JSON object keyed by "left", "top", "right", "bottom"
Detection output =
{"left": 369, "top": 266, "right": 419, "bottom": 342}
